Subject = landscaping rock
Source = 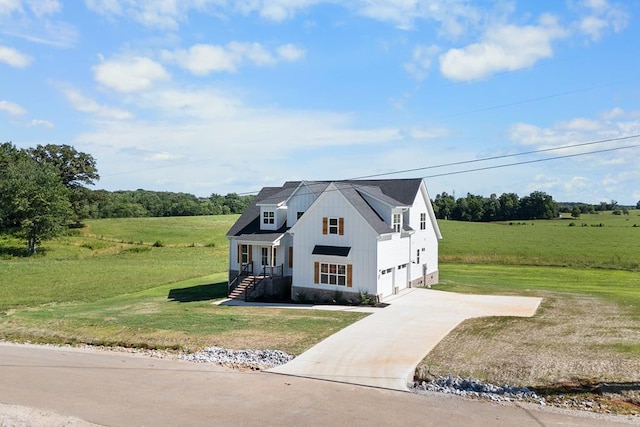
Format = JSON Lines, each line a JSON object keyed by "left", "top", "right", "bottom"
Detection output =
{"left": 179, "top": 346, "right": 294, "bottom": 370}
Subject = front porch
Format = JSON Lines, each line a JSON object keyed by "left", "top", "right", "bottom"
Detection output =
{"left": 228, "top": 262, "right": 291, "bottom": 302}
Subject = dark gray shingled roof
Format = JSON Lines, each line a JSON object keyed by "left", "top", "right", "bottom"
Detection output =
{"left": 226, "top": 183, "right": 298, "bottom": 238}
{"left": 227, "top": 178, "right": 424, "bottom": 238}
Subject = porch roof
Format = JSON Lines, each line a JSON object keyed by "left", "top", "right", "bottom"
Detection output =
{"left": 235, "top": 232, "right": 285, "bottom": 244}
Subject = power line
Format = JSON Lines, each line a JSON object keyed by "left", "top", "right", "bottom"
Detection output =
{"left": 234, "top": 139, "right": 640, "bottom": 196}
{"left": 423, "top": 143, "right": 640, "bottom": 179}
{"left": 350, "top": 134, "right": 640, "bottom": 180}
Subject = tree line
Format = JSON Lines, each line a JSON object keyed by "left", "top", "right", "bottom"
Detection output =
{"left": 432, "top": 191, "right": 560, "bottom": 221}
{"left": 1, "top": 142, "right": 253, "bottom": 253}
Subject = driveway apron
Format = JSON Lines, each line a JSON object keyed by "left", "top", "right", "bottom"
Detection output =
{"left": 268, "top": 288, "right": 542, "bottom": 391}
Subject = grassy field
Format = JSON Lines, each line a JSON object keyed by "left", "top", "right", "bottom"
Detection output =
{"left": 0, "top": 216, "right": 366, "bottom": 354}
{"left": 438, "top": 210, "right": 640, "bottom": 270}
{"left": 1, "top": 212, "right": 639, "bottom": 404}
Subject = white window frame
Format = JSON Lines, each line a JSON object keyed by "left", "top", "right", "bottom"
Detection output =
{"left": 420, "top": 213, "right": 426, "bottom": 230}
{"left": 392, "top": 213, "right": 401, "bottom": 232}
{"left": 263, "top": 211, "right": 275, "bottom": 225}
{"left": 328, "top": 217, "right": 339, "bottom": 235}
{"left": 261, "top": 247, "right": 269, "bottom": 266}
{"left": 320, "top": 262, "right": 346, "bottom": 286}
{"left": 241, "top": 245, "right": 249, "bottom": 264}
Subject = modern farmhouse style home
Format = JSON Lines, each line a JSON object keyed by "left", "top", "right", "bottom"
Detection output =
{"left": 227, "top": 179, "right": 442, "bottom": 302}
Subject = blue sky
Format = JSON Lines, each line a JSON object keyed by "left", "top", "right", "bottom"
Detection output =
{"left": 1, "top": 0, "right": 639, "bottom": 204}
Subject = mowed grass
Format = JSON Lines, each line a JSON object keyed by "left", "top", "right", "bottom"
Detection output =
{"left": 438, "top": 211, "right": 640, "bottom": 270}
{"left": 0, "top": 215, "right": 366, "bottom": 354}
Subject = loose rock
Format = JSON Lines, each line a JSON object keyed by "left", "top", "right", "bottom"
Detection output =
{"left": 179, "top": 346, "right": 295, "bottom": 370}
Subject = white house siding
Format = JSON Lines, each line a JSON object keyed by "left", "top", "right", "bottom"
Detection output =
{"left": 286, "top": 184, "right": 319, "bottom": 227}
{"left": 376, "top": 234, "right": 411, "bottom": 297}
{"left": 406, "top": 183, "right": 440, "bottom": 285}
{"left": 292, "top": 185, "right": 379, "bottom": 298}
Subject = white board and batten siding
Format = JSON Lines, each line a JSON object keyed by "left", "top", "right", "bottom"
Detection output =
{"left": 286, "top": 183, "right": 319, "bottom": 227}
{"left": 292, "top": 184, "right": 379, "bottom": 296}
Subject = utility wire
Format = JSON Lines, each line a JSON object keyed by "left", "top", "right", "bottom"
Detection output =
{"left": 423, "top": 143, "right": 640, "bottom": 179}
{"left": 350, "top": 134, "right": 640, "bottom": 180}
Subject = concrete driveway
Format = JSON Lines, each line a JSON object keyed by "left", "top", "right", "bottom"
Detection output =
{"left": 268, "top": 288, "right": 542, "bottom": 390}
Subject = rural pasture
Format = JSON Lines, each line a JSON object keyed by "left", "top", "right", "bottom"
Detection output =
{"left": 0, "top": 211, "right": 639, "bottom": 408}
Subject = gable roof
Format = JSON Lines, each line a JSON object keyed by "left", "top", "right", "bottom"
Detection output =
{"left": 227, "top": 178, "right": 428, "bottom": 239}
{"left": 226, "top": 184, "right": 296, "bottom": 238}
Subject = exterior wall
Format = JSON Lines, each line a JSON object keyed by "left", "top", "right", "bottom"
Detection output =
{"left": 286, "top": 183, "right": 319, "bottom": 227}
{"left": 406, "top": 184, "right": 440, "bottom": 285}
{"left": 292, "top": 185, "right": 379, "bottom": 298}
{"left": 376, "top": 234, "right": 411, "bottom": 297}
{"left": 291, "top": 285, "right": 364, "bottom": 304}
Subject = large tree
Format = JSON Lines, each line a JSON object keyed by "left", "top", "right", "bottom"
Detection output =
{"left": 0, "top": 143, "right": 72, "bottom": 254}
{"left": 28, "top": 144, "right": 99, "bottom": 224}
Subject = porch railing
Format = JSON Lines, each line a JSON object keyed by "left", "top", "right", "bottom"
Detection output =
{"left": 245, "top": 264, "right": 284, "bottom": 302}
{"left": 228, "top": 262, "right": 253, "bottom": 297}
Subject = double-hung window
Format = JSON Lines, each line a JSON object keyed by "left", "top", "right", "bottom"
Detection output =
{"left": 420, "top": 213, "right": 426, "bottom": 230}
{"left": 322, "top": 217, "right": 344, "bottom": 235}
{"left": 328, "top": 217, "right": 339, "bottom": 234}
{"left": 261, "top": 248, "right": 269, "bottom": 266}
{"left": 392, "top": 213, "right": 401, "bottom": 232}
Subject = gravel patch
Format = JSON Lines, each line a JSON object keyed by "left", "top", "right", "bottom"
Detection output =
{"left": 410, "top": 376, "right": 640, "bottom": 417}
{"left": 179, "top": 346, "right": 295, "bottom": 370}
{"left": 410, "top": 376, "right": 542, "bottom": 403}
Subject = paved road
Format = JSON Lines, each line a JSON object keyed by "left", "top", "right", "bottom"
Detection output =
{"left": 2, "top": 344, "right": 636, "bottom": 426}
{"left": 269, "top": 288, "right": 542, "bottom": 390}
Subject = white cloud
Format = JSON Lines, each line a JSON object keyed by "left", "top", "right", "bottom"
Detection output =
{"left": 0, "top": 100, "right": 26, "bottom": 115}
{"left": 277, "top": 43, "right": 305, "bottom": 62}
{"left": 163, "top": 42, "right": 303, "bottom": 75}
{"left": 27, "top": 0, "right": 61, "bottom": 17}
{"left": 28, "top": 118, "right": 54, "bottom": 128}
{"left": 575, "top": 0, "right": 628, "bottom": 41}
{"left": 0, "top": 45, "right": 32, "bottom": 67}
{"left": 404, "top": 44, "right": 439, "bottom": 81}
{"left": 93, "top": 56, "right": 170, "bottom": 92}
{"left": 0, "top": 0, "right": 22, "bottom": 15}
{"left": 439, "top": 14, "right": 567, "bottom": 81}
{"left": 61, "top": 86, "right": 133, "bottom": 120}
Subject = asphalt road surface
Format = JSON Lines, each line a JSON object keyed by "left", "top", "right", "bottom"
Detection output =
{"left": 1, "top": 343, "right": 637, "bottom": 426}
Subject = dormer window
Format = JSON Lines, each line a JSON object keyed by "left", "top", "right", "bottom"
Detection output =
{"left": 263, "top": 211, "right": 275, "bottom": 225}
{"left": 392, "top": 213, "right": 401, "bottom": 232}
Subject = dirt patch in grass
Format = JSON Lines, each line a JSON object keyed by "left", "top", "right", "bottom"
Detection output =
{"left": 415, "top": 292, "right": 640, "bottom": 415}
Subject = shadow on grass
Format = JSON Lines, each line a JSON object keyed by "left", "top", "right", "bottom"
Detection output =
{"left": 0, "top": 245, "right": 45, "bottom": 258}
{"left": 533, "top": 380, "right": 640, "bottom": 396}
{"left": 167, "top": 281, "right": 227, "bottom": 303}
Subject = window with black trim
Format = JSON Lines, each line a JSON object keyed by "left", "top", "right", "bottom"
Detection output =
{"left": 420, "top": 213, "right": 426, "bottom": 230}
{"left": 263, "top": 211, "right": 275, "bottom": 224}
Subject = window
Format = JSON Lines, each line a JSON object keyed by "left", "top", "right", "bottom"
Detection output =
{"left": 397, "top": 264, "right": 407, "bottom": 270}
{"left": 261, "top": 248, "right": 269, "bottom": 266}
{"left": 323, "top": 217, "right": 344, "bottom": 235}
{"left": 392, "top": 213, "right": 401, "bottom": 232}
{"left": 420, "top": 213, "right": 426, "bottom": 230}
{"left": 320, "top": 263, "right": 346, "bottom": 286}
{"left": 297, "top": 211, "right": 304, "bottom": 219}
{"left": 416, "top": 249, "right": 420, "bottom": 264}
{"left": 241, "top": 245, "right": 249, "bottom": 264}
{"left": 272, "top": 247, "right": 277, "bottom": 265}
{"left": 263, "top": 211, "right": 274, "bottom": 224}
{"left": 329, "top": 217, "right": 339, "bottom": 234}
{"left": 381, "top": 267, "right": 392, "bottom": 275}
